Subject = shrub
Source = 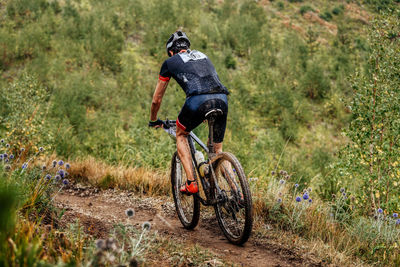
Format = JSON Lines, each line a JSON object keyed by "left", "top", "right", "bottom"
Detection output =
{"left": 0, "top": 74, "right": 52, "bottom": 154}
{"left": 364, "top": 0, "right": 399, "bottom": 12}
{"left": 340, "top": 15, "right": 400, "bottom": 213}
{"left": 332, "top": 5, "right": 344, "bottom": 16}
{"left": 299, "top": 5, "right": 314, "bottom": 15}
{"left": 224, "top": 53, "right": 236, "bottom": 69}
{"left": 301, "top": 61, "right": 331, "bottom": 100}
{"left": 319, "top": 10, "right": 333, "bottom": 21}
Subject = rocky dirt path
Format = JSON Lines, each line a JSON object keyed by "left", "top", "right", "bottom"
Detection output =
{"left": 55, "top": 185, "right": 320, "bottom": 267}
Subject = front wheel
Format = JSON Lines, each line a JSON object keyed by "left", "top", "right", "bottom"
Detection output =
{"left": 213, "top": 152, "right": 253, "bottom": 245}
{"left": 171, "top": 152, "right": 200, "bottom": 229}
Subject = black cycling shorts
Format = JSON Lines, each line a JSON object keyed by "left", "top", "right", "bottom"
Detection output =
{"left": 177, "top": 93, "right": 228, "bottom": 143}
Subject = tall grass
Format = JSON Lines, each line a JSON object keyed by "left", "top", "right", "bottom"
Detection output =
{"left": 1, "top": 0, "right": 398, "bottom": 265}
{"left": 0, "top": 0, "right": 364, "bottom": 184}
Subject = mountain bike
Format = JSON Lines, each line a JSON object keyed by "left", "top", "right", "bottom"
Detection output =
{"left": 161, "top": 109, "right": 253, "bottom": 245}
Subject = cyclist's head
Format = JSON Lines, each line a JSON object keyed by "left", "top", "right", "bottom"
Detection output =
{"left": 166, "top": 31, "right": 190, "bottom": 57}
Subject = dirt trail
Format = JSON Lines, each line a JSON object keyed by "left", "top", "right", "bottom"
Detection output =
{"left": 55, "top": 185, "right": 320, "bottom": 267}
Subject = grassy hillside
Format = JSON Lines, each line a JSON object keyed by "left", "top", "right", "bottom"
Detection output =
{"left": 1, "top": 0, "right": 400, "bottom": 265}
{"left": 0, "top": 0, "right": 370, "bottom": 185}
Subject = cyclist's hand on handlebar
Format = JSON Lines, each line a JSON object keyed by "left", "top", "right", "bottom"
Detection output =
{"left": 148, "top": 119, "right": 164, "bottom": 128}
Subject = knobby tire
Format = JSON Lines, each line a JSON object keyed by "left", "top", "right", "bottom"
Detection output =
{"left": 171, "top": 152, "right": 200, "bottom": 229}
{"left": 213, "top": 152, "right": 253, "bottom": 245}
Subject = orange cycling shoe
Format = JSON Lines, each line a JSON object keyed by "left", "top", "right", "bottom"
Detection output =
{"left": 180, "top": 180, "right": 199, "bottom": 195}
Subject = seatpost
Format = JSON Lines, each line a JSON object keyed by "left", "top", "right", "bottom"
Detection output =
{"left": 208, "top": 117, "right": 215, "bottom": 154}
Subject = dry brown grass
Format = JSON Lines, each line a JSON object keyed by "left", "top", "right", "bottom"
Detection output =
{"left": 55, "top": 156, "right": 171, "bottom": 196}
{"left": 47, "top": 156, "right": 396, "bottom": 265}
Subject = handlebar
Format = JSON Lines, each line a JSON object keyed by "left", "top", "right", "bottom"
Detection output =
{"left": 161, "top": 119, "right": 176, "bottom": 129}
{"left": 159, "top": 119, "right": 177, "bottom": 139}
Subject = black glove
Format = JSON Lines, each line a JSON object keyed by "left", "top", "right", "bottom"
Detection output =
{"left": 148, "top": 119, "right": 164, "bottom": 128}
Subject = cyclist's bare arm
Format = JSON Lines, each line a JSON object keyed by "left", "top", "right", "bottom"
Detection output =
{"left": 150, "top": 80, "right": 169, "bottom": 122}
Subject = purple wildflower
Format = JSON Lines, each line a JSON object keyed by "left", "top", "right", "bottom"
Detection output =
{"left": 396, "top": 219, "right": 400, "bottom": 225}
{"left": 378, "top": 208, "right": 383, "bottom": 214}
{"left": 62, "top": 179, "right": 69, "bottom": 185}
{"left": 277, "top": 198, "right": 282, "bottom": 203}
{"left": 308, "top": 199, "right": 312, "bottom": 203}
{"left": 22, "top": 163, "right": 28, "bottom": 169}
{"left": 279, "top": 179, "right": 285, "bottom": 185}
{"left": 20, "top": 148, "right": 25, "bottom": 152}
{"left": 295, "top": 196, "right": 301, "bottom": 202}
{"left": 58, "top": 160, "right": 64, "bottom": 166}
{"left": 65, "top": 163, "right": 70, "bottom": 169}
{"left": 0, "top": 155, "right": 3, "bottom": 160}
{"left": 303, "top": 193, "right": 309, "bottom": 200}
{"left": 342, "top": 192, "right": 346, "bottom": 196}
{"left": 340, "top": 188, "right": 345, "bottom": 193}
{"left": 5, "top": 144, "right": 9, "bottom": 148}
{"left": 271, "top": 171, "right": 276, "bottom": 175}
{"left": 0, "top": 139, "right": 4, "bottom": 143}
{"left": 3, "top": 153, "right": 7, "bottom": 158}
{"left": 9, "top": 154, "right": 14, "bottom": 159}
{"left": 295, "top": 184, "right": 299, "bottom": 188}
{"left": 52, "top": 160, "right": 57, "bottom": 167}
{"left": 58, "top": 169, "right": 65, "bottom": 178}
{"left": 39, "top": 147, "right": 44, "bottom": 152}
{"left": 393, "top": 213, "right": 398, "bottom": 218}
{"left": 42, "top": 165, "right": 46, "bottom": 171}
{"left": 4, "top": 159, "right": 8, "bottom": 163}
{"left": 45, "top": 174, "right": 52, "bottom": 180}
{"left": 55, "top": 175, "right": 61, "bottom": 182}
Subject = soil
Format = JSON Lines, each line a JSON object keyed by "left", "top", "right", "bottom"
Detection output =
{"left": 55, "top": 184, "right": 322, "bottom": 267}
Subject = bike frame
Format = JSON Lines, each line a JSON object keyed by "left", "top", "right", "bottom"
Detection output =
{"left": 163, "top": 120, "right": 225, "bottom": 206}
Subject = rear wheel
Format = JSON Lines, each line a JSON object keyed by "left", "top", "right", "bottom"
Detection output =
{"left": 213, "top": 152, "right": 253, "bottom": 245}
{"left": 171, "top": 152, "right": 200, "bottom": 229}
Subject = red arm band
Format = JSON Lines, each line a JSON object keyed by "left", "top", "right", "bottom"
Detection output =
{"left": 159, "top": 75, "right": 170, "bottom": 82}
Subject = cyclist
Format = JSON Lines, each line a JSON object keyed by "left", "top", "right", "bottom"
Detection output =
{"left": 149, "top": 31, "right": 229, "bottom": 195}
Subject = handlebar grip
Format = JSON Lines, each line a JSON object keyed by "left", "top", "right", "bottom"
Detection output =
{"left": 161, "top": 120, "right": 169, "bottom": 129}
{"left": 161, "top": 119, "right": 176, "bottom": 129}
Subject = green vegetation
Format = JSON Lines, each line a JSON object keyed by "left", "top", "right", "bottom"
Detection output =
{"left": 1, "top": 0, "right": 400, "bottom": 265}
{"left": 299, "top": 5, "right": 315, "bottom": 15}
{"left": 339, "top": 14, "right": 400, "bottom": 212}
{"left": 0, "top": 0, "right": 369, "bottom": 180}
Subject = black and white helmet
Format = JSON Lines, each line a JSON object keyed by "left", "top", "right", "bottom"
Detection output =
{"left": 166, "top": 31, "right": 191, "bottom": 57}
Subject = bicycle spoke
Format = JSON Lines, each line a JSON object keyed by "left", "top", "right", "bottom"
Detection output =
{"left": 214, "top": 157, "right": 247, "bottom": 240}
{"left": 171, "top": 153, "right": 200, "bottom": 229}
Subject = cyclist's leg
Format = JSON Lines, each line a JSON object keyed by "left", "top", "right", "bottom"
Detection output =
{"left": 214, "top": 142, "right": 223, "bottom": 153}
{"left": 176, "top": 127, "right": 195, "bottom": 182}
{"left": 209, "top": 101, "right": 240, "bottom": 197}
{"left": 176, "top": 96, "right": 204, "bottom": 194}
